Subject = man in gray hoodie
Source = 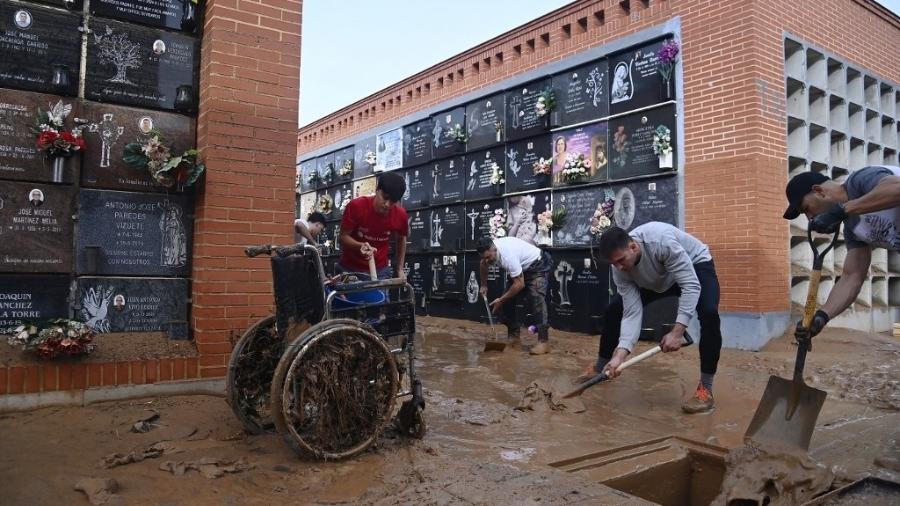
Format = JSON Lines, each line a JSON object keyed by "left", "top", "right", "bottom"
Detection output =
{"left": 588, "top": 223, "right": 723, "bottom": 413}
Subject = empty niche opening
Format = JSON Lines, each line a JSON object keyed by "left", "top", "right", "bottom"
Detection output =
{"left": 872, "top": 248, "right": 889, "bottom": 273}
{"left": 809, "top": 124, "right": 829, "bottom": 163}
{"left": 784, "top": 38, "right": 805, "bottom": 80}
{"left": 788, "top": 117, "right": 809, "bottom": 158}
{"left": 890, "top": 251, "right": 900, "bottom": 272}
{"left": 872, "top": 276, "right": 889, "bottom": 306}
{"left": 829, "top": 95, "right": 847, "bottom": 132}
{"left": 865, "top": 109, "right": 881, "bottom": 143}
{"left": 889, "top": 277, "right": 900, "bottom": 307}
{"left": 849, "top": 102, "right": 865, "bottom": 139}
{"left": 805, "top": 48, "right": 827, "bottom": 89}
{"left": 880, "top": 83, "right": 895, "bottom": 116}
{"left": 830, "top": 132, "right": 848, "bottom": 167}
{"left": 867, "top": 142, "right": 882, "bottom": 165}
{"left": 811, "top": 160, "right": 829, "bottom": 177}
{"left": 849, "top": 138, "right": 866, "bottom": 169}
{"left": 864, "top": 75, "right": 879, "bottom": 109}
{"left": 788, "top": 156, "right": 807, "bottom": 178}
{"left": 786, "top": 77, "right": 807, "bottom": 119}
{"left": 808, "top": 86, "right": 827, "bottom": 126}
{"left": 831, "top": 166, "right": 849, "bottom": 183}
{"left": 827, "top": 58, "right": 845, "bottom": 95}
{"left": 791, "top": 236, "right": 813, "bottom": 275}
{"left": 881, "top": 117, "right": 897, "bottom": 148}
{"left": 846, "top": 67, "right": 863, "bottom": 104}
{"left": 884, "top": 148, "right": 898, "bottom": 165}
{"left": 896, "top": 90, "right": 900, "bottom": 118}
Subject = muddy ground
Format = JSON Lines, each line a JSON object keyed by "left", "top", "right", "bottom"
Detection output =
{"left": 0, "top": 317, "right": 897, "bottom": 505}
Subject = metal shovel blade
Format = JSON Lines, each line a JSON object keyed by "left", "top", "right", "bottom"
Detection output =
{"left": 482, "top": 296, "right": 506, "bottom": 352}
{"left": 561, "top": 372, "right": 610, "bottom": 399}
{"left": 744, "top": 375, "right": 827, "bottom": 451}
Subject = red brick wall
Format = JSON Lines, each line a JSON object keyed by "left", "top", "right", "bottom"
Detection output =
{"left": 296, "top": 0, "right": 899, "bottom": 315}
{"left": 192, "top": 0, "right": 302, "bottom": 378}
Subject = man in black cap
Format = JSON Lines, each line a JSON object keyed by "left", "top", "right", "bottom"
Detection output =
{"left": 782, "top": 166, "right": 900, "bottom": 337}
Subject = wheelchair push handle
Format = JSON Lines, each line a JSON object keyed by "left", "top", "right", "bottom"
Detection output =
{"left": 245, "top": 244, "right": 273, "bottom": 257}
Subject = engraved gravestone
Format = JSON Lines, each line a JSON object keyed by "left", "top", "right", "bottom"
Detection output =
{"left": 430, "top": 156, "right": 464, "bottom": 205}
{"left": 550, "top": 186, "right": 604, "bottom": 247}
{"left": 298, "top": 159, "right": 316, "bottom": 192}
{"left": 76, "top": 189, "right": 192, "bottom": 276}
{"left": 74, "top": 277, "right": 188, "bottom": 333}
{"left": 429, "top": 253, "right": 463, "bottom": 298}
{"left": 462, "top": 253, "right": 504, "bottom": 322}
{"left": 333, "top": 145, "right": 354, "bottom": 183}
{"left": 506, "top": 191, "right": 551, "bottom": 246}
{"left": 505, "top": 77, "right": 552, "bottom": 142}
{"left": 464, "top": 199, "right": 505, "bottom": 251}
{"left": 298, "top": 191, "right": 316, "bottom": 219}
{"left": 0, "top": 90, "right": 80, "bottom": 184}
{"left": 0, "top": 3, "right": 81, "bottom": 96}
{"left": 353, "top": 136, "right": 377, "bottom": 179}
{"left": 465, "top": 92, "right": 505, "bottom": 151}
{"left": 609, "top": 38, "right": 670, "bottom": 115}
{"left": 402, "top": 117, "right": 433, "bottom": 167}
{"left": 401, "top": 165, "right": 431, "bottom": 210}
{"left": 353, "top": 176, "right": 376, "bottom": 198}
{"left": 320, "top": 220, "right": 340, "bottom": 253}
{"left": 551, "top": 59, "right": 609, "bottom": 127}
{"left": 429, "top": 205, "right": 464, "bottom": 251}
{"left": 431, "top": 107, "right": 466, "bottom": 159}
{"left": 91, "top": 0, "right": 199, "bottom": 33}
{"left": 28, "top": 0, "right": 84, "bottom": 9}
{"left": 608, "top": 105, "right": 676, "bottom": 180}
{"left": 550, "top": 252, "right": 609, "bottom": 333}
{"left": 0, "top": 181, "right": 74, "bottom": 273}
{"left": 85, "top": 19, "right": 199, "bottom": 111}
{"left": 79, "top": 101, "right": 195, "bottom": 192}
{"left": 0, "top": 275, "right": 70, "bottom": 333}
{"left": 407, "top": 209, "right": 429, "bottom": 252}
{"left": 403, "top": 254, "right": 430, "bottom": 315}
{"left": 464, "top": 148, "right": 504, "bottom": 201}
{"left": 504, "top": 135, "right": 552, "bottom": 193}
{"left": 327, "top": 181, "right": 353, "bottom": 220}
{"left": 551, "top": 123, "right": 609, "bottom": 186}
{"left": 607, "top": 176, "right": 678, "bottom": 231}
{"left": 375, "top": 127, "right": 403, "bottom": 173}
{"left": 315, "top": 152, "right": 335, "bottom": 188}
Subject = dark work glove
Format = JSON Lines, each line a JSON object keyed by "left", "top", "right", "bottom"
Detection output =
{"left": 809, "top": 204, "right": 846, "bottom": 234}
{"left": 795, "top": 309, "right": 830, "bottom": 339}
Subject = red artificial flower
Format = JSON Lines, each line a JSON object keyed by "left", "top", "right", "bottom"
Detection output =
{"left": 37, "top": 130, "right": 58, "bottom": 148}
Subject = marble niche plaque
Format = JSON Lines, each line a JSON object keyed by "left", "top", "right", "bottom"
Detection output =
{"left": 606, "top": 176, "right": 678, "bottom": 232}
{"left": 462, "top": 253, "right": 504, "bottom": 323}
{"left": 353, "top": 176, "right": 376, "bottom": 198}
{"left": 320, "top": 221, "right": 341, "bottom": 253}
{"left": 326, "top": 181, "right": 353, "bottom": 220}
{"left": 76, "top": 189, "right": 193, "bottom": 276}
{"left": 428, "top": 253, "right": 463, "bottom": 299}
{"left": 333, "top": 145, "right": 354, "bottom": 183}
{"left": 608, "top": 105, "right": 677, "bottom": 180}
{"left": 505, "top": 77, "right": 552, "bottom": 142}
{"left": 297, "top": 159, "right": 316, "bottom": 193}
{"left": 85, "top": 19, "right": 199, "bottom": 111}
{"left": 551, "top": 59, "right": 609, "bottom": 128}
{"left": 0, "top": 274, "right": 70, "bottom": 334}
{"left": 550, "top": 252, "right": 609, "bottom": 334}
{"left": 403, "top": 117, "right": 433, "bottom": 167}
{"left": 298, "top": 191, "right": 316, "bottom": 219}
{"left": 0, "top": 90, "right": 80, "bottom": 184}
{"left": 609, "top": 38, "right": 671, "bottom": 116}
{"left": 400, "top": 165, "right": 431, "bottom": 210}
{"left": 430, "top": 107, "right": 466, "bottom": 159}
{"left": 74, "top": 276, "right": 188, "bottom": 333}
{"left": 465, "top": 92, "right": 505, "bottom": 151}
{"left": 402, "top": 254, "right": 430, "bottom": 315}
{"left": 506, "top": 191, "right": 551, "bottom": 247}
{"left": 428, "top": 205, "right": 464, "bottom": 252}
{"left": 550, "top": 186, "right": 604, "bottom": 247}
{"left": 465, "top": 148, "right": 504, "bottom": 201}
{"left": 464, "top": 199, "right": 505, "bottom": 251}
{"left": 406, "top": 209, "right": 430, "bottom": 253}
{"left": 375, "top": 127, "right": 403, "bottom": 173}
{"left": 551, "top": 123, "right": 609, "bottom": 186}
{"left": 91, "top": 0, "right": 198, "bottom": 33}
{"left": 79, "top": 102, "right": 195, "bottom": 192}
{"left": 504, "top": 135, "right": 552, "bottom": 193}
{"left": 0, "top": 3, "right": 81, "bottom": 96}
{"left": 430, "top": 156, "right": 464, "bottom": 205}
{"left": 0, "top": 181, "right": 74, "bottom": 273}
{"left": 353, "top": 136, "right": 377, "bottom": 179}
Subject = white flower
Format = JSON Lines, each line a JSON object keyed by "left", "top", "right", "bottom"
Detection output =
{"left": 597, "top": 216, "right": 611, "bottom": 228}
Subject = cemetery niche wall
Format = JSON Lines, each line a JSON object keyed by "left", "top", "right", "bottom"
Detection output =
{"left": 297, "top": 34, "right": 680, "bottom": 335}
{"left": 0, "top": 0, "right": 203, "bottom": 341}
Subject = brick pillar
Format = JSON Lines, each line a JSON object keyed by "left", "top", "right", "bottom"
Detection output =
{"left": 193, "top": 0, "right": 302, "bottom": 377}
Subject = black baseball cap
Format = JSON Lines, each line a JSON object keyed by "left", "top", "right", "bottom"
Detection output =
{"left": 783, "top": 172, "right": 829, "bottom": 219}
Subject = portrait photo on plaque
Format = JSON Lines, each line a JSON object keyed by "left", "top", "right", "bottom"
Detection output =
{"left": 551, "top": 123, "right": 609, "bottom": 186}
{"left": 608, "top": 104, "right": 676, "bottom": 180}
{"left": 505, "top": 77, "right": 552, "bottom": 142}
{"left": 465, "top": 92, "right": 505, "bottom": 151}
{"left": 550, "top": 58, "right": 609, "bottom": 128}
{"left": 74, "top": 277, "right": 188, "bottom": 333}
{"left": 375, "top": 127, "right": 403, "bottom": 173}
{"left": 504, "top": 134, "right": 553, "bottom": 193}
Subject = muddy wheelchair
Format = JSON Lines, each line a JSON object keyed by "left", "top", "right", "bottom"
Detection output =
{"left": 225, "top": 243, "right": 425, "bottom": 460}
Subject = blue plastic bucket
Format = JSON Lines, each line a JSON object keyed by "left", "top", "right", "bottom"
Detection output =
{"left": 328, "top": 286, "right": 386, "bottom": 310}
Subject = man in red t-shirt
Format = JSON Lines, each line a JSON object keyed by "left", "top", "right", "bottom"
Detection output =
{"left": 338, "top": 172, "right": 409, "bottom": 279}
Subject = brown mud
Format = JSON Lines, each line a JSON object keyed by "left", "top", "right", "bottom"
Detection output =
{"left": 0, "top": 316, "right": 898, "bottom": 504}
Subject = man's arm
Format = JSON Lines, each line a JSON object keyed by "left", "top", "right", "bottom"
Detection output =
{"left": 658, "top": 241, "right": 700, "bottom": 350}
{"left": 394, "top": 234, "right": 407, "bottom": 278}
{"left": 843, "top": 175, "right": 900, "bottom": 216}
{"left": 294, "top": 220, "right": 318, "bottom": 245}
{"left": 479, "top": 259, "right": 489, "bottom": 297}
{"left": 615, "top": 275, "right": 643, "bottom": 353}
{"left": 821, "top": 246, "right": 871, "bottom": 318}
{"left": 494, "top": 275, "right": 525, "bottom": 308}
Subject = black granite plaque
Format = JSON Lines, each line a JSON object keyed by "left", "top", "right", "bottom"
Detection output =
{"left": 406, "top": 209, "right": 429, "bottom": 253}
{"left": 91, "top": 0, "right": 199, "bottom": 33}
{"left": 85, "top": 19, "right": 199, "bottom": 111}
{"left": 430, "top": 156, "right": 464, "bottom": 205}
{"left": 402, "top": 117, "right": 433, "bottom": 167}
{"left": 79, "top": 101, "right": 195, "bottom": 192}
{"left": 428, "top": 205, "right": 464, "bottom": 251}
{"left": 28, "top": 0, "right": 84, "bottom": 9}
{"left": 327, "top": 181, "right": 353, "bottom": 220}
{"left": 551, "top": 59, "right": 609, "bottom": 128}
{"left": 609, "top": 39, "right": 671, "bottom": 115}
{"left": 428, "top": 253, "right": 463, "bottom": 299}
{"left": 402, "top": 254, "right": 430, "bottom": 315}
{"left": 74, "top": 277, "right": 188, "bottom": 333}
{"left": 0, "top": 90, "right": 81, "bottom": 184}
{"left": 320, "top": 220, "right": 341, "bottom": 253}
{"left": 353, "top": 136, "right": 377, "bottom": 179}
{"left": 551, "top": 186, "right": 607, "bottom": 247}
{"left": 464, "top": 148, "right": 505, "bottom": 201}
{"left": 333, "top": 145, "right": 354, "bottom": 183}
{"left": 315, "top": 153, "right": 334, "bottom": 188}
{"left": 505, "top": 78, "right": 552, "bottom": 142}
{"left": 462, "top": 253, "right": 505, "bottom": 323}
{"left": 504, "top": 135, "right": 552, "bottom": 193}
{"left": 506, "top": 191, "right": 551, "bottom": 247}
{"left": 76, "top": 189, "right": 192, "bottom": 276}
{"left": 0, "top": 4, "right": 81, "bottom": 96}
{"left": 431, "top": 107, "right": 466, "bottom": 159}
{"left": 606, "top": 176, "right": 678, "bottom": 232}
{"left": 551, "top": 123, "right": 609, "bottom": 186}
{"left": 465, "top": 93, "right": 505, "bottom": 151}
{"left": 464, "top": 199, "right": 505, "bottom": 251}
{"left": 298, "top": 159, "right": 316, "bottom": 192}
{"left": 608, "top": 105, "right": 676, "bottom": 180}
{"left": 400, "top": 165, "right": 431, "bottom": 210}
{"left": 0, "top": 181, "right": 74, "bottom": 273}
{"left": 0, "top": 274, "right": 70, "bottom": 334}
{"left": 550, "top": 252, "right": 609, "bottom": 333}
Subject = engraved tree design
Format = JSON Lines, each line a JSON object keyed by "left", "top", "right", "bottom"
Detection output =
{"left": 93, "top": 26, "right": 143, "bottom": 85}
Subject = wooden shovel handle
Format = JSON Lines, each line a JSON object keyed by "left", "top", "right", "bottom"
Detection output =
{"left": 368, "top": 256, "right": 378, "bottom": 280}
{"left": 802, "top": 269, "right": 822, "bottom": 329}
{"left": 614, "top": 346, "right": 663, "bottom": 374}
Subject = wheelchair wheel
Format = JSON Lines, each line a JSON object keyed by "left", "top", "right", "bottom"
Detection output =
{"left": 225, "top": 315, "right": 281, "bottom": 434}
{"left": 270, "top": 319, "right": 398, "bottom": 460}
{"left": 396, "top": 399, "right": 427, "bottom": 439}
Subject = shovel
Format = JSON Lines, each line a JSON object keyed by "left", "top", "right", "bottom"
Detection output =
{"left": 562, "top": 333, "right": 694, "bottom": 399}
{"left": 744, "top": 227, "right": 838, "bottom": 451}
{"left": 483, "top": 295, "right": 507, "bottom": 352}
